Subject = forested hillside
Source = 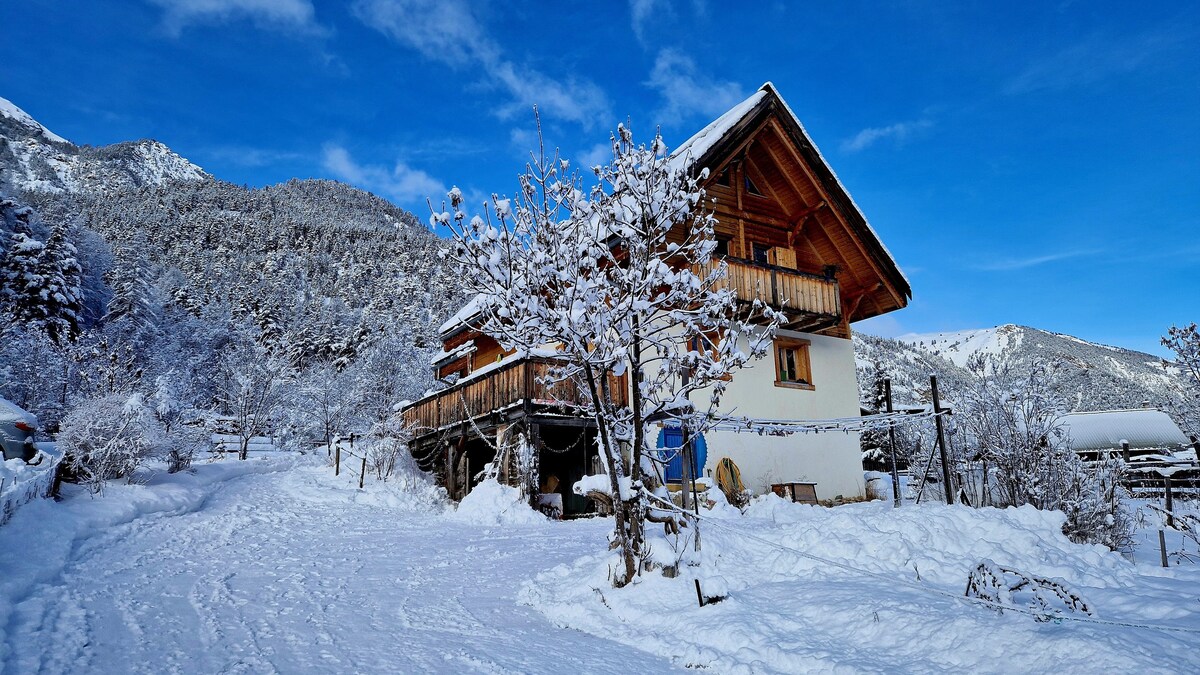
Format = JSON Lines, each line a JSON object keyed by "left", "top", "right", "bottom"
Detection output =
{"left": 2, "top": 96, "right": 459, "bottom": 466}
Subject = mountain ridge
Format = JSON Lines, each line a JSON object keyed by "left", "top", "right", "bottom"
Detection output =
{"left": 856, "top": 324, "right": 1196, "bottom": 433}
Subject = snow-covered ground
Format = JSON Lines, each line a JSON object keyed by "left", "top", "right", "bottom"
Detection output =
{"left": 2, "top": 455, "right": 1197, "bottom": 673}
{"left": 0, "top": 455, "right": 677, "bottom": 673}
{"left": 527, "top": 496, "right": 1200, "bottom": 673}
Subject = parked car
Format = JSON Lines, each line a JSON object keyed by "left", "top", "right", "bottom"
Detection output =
{"left": 0, "top": 397, "right": 38, "bottom": 462}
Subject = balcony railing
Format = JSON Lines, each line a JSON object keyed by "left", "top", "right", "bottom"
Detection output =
{"left": 402, "top": 355, "right": 628, "bottom": 437}
{"left": 696, "top": 258, "right": 841, "bottom": 328}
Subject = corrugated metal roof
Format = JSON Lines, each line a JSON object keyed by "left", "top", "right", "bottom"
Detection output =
{"left": 1060, "top": 409, "right": 1191, "bottom": 451}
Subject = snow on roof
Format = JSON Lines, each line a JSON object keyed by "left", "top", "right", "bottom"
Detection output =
{"left": 670, "top": 89, "right": 768, "bottom": 169}
{"left": 0, "top": 95, "right": 69, "bottom": 144}
{"left": 1060, "top": 409, "right": 1191, "bottom": 451}
{"left": 438, "top": 294, "right": 484, "bottom": 337}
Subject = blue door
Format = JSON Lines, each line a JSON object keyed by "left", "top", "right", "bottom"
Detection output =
{"left": 657, "top": 427, "right": 707, "bottom": 483}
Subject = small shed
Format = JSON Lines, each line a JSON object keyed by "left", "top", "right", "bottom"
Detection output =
{"left": 1060, "top": 409, "right": 1193, "bottom": 460}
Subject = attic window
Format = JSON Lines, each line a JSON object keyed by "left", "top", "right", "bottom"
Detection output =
{"left": 744, "top": 174, "right": 763, "bottom": 196}
{"left": 716, "top": 167, "right": 732, "bottom": 186}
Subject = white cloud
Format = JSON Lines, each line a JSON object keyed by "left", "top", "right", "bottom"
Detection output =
{"left": 321, "top": 144, "right": 445, "bottom": 207}
{"left": 352, "top": 0, "right": 608, "bottom": 127}
{"left": 975, "top": 248, "right": 1101, "bottom": 272}
{"left": 576, "top": 141, "right": 614, "bottom": 171}
{"left": 646, "top": 49, "right": 745, "bottom": 126}
{"left": 1005, "top": 31, "right": 1183, "bottom": 95}
{"left": 147, "top": 0, "right": 325, "bottom": 36}
{"left": 841, "top": 119, "right": 932, "bottom": 153}
{"left": 629, "top": 0, "right": 667, "bottom": 44}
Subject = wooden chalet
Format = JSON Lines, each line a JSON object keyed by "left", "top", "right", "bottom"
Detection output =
{"left": 402, "top": 83, "right": 912, "bottom": 513}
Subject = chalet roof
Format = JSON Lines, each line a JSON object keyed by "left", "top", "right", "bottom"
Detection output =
{"left": 1060, "top": 409, "right": 1191, "bottom": 452}
{"left": 439, "top": 82, "right": 911, "bottom": 338}
{"left": 438, "top": 294, "right": 482, "bottom": 338}
{"left": 670, "top": 82, "right": 910, "bottom": 299}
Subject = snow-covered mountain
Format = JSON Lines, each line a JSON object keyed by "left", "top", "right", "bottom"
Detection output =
{"left": 0, "top": 96, "right": 208, "bottom": 194}
{"left": 855, "top": 325, "right": 1195, "bottom": 428}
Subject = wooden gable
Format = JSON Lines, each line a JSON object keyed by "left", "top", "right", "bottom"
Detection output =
{"left": 681, "top": 83, "right": 911, "bottom": 331}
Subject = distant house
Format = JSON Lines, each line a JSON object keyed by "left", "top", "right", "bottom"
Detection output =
{"left": 401, "top": 83, "right": 911, "bottom": 514}
{"left": 1060, "top": 408, "right": 1194, "bottom": 461}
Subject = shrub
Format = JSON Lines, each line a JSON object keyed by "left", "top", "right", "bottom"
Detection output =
{"left": 58, "top": 393, "right": 165, "bottom": 492}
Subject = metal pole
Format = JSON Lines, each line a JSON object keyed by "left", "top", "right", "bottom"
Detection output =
{"left": 930, "top": 375, "right": 955, "bottom": 505}
{"left": 335, "top": 444, "right": 341, "bottom": 477}
{"left": 884, "top": 378, "right": 901, "bottom": 508}
{"left": 360, "top": 457, "right": 367, "bottom": 489}
{"left": 679, "top": 423, "right": 693, "bottom": 511}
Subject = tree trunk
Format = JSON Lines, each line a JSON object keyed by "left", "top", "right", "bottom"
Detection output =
{"left": 582, "top": 364, "right": 639, "bottom": 587}
{"left": 239, "top": 437, "right": 249, "bottom": 461}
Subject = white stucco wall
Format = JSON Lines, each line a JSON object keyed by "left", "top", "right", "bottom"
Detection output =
{"left": 697, "top": 329, "right": 865, "bottom": 500}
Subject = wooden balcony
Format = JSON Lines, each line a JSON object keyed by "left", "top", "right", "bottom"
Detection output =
{"left": 696, "top": 258, "right": 842, "bottom": 331}
{"left": 402, "top": 355, "right": 628, "bottom": 440}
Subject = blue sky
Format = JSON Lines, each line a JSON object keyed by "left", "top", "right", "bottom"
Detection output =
{"left": 2, "top": 1, "right": 1197, "bottom": 355}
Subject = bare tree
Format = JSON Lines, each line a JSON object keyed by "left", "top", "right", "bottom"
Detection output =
{"left": 1162, "top": 323, "right": 1200, "bottom": 435}
{"left": 218, "top": 343, "right": 290, "bottom": 460}
{"left": 436, "top": 122, "right": 778, "bottom": 586}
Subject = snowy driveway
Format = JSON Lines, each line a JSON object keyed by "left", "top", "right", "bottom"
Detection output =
{"left": 0, "top": 457, "right": 680, "bottom": 674}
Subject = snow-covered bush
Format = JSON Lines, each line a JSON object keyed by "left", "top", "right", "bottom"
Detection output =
{"left": 950, "top": 357, "right": 1132, "bottom": 550}
{"left": 965, "top": 559, "right": 1093, "bottom": 620}
{"left": 58, "top": 393, "right": 166, "bottom": 492}
{"left": 363, "top": 413, "right": 412, "bottom": 482}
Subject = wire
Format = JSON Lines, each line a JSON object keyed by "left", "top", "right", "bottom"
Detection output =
{"left": 641, "top": 490, "right": 1200, "bottom": 636}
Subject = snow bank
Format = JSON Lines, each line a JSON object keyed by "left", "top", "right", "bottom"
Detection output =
{"left": 452, "top": 479, "right": 545, "bottom": 526}
{"left": 523, "top": 498, "right": 1200, "bottom": 673}
{"left": 0, "top": 444, "right": 62, "bottom": 526}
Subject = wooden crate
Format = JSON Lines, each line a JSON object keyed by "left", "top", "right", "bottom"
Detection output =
{"left": 771, "top": 481, "right": 818, "bottom": 504}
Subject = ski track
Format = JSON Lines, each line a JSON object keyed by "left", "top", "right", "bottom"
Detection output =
{"left": 1, "top": 464, "right": 682, "bottom": 674}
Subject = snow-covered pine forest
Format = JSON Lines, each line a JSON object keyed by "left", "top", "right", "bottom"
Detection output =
{"left": 2, "top": 98, "right": 459, "bottom": 473}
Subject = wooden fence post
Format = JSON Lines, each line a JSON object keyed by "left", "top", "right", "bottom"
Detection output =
{"left": 884, "top": 378, "right": 901, "bottom": 508}
{"left": 360, "top": 457, "right": 367, "bottom": 489}
{"left": 1159, "top": 529, "right": 1169, "bottom": 568}
{"left": 1164, "top": 476, "right": 1174, "bottom": 529}
{"left": 335, "top": 444, "right": 341, "bottom": 477}
{"left": 1121, "top": 441, "right": 1130, "bottom": 463}
{"left": 930, "top": 375, "right": 954, "bottom": 505}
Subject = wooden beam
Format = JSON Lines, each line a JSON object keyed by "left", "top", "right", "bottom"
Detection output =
{"left": 844, "top": 290, "right": 868, "bottom": 324}
{"left": 766, "top": 118, "right": 905, "bottom": 310}
{"left": 787, "top": 200, "right": 826, "bottom": 247}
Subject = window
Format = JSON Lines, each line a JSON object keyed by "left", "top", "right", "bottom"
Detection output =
{"left": 744, "top": 173, "right": 763, "bottom": 196}
{"left": 716, "top": 167, "right": 732, "bottom": 187}
{"left": 752, "top": 242, "right": 770, "bottom": 266}
{"left": 774, "top": 337, "right": 813, "bottom": 389}
{"left": 714, "top": 237, "right": 730, "bottom": 257}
